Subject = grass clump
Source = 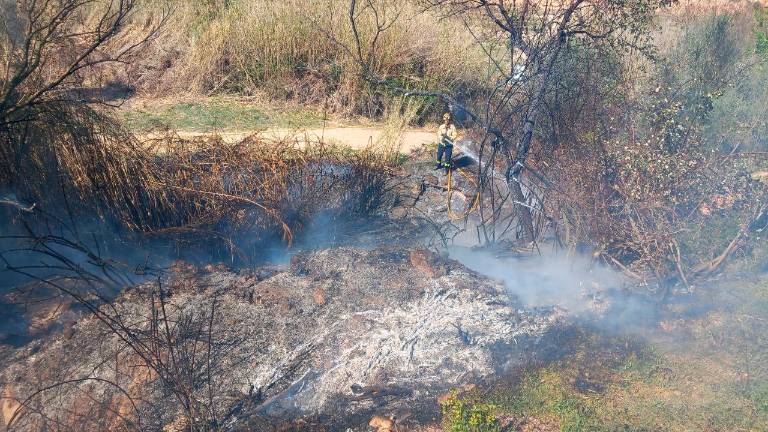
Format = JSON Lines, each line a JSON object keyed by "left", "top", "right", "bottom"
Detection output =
{"left": 441, "top": 390, "right": 500, "bottom": 432}
{"left": 122, "top": 99, "right": 324, "bottom": 132}
{"left": 495, "top": 368, "right": 600, "bottom": 432}
{"left": 450, "top": 283, "right": 768, "bottom": 432}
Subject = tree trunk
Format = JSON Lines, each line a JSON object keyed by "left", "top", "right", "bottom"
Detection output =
{"left": 511, "top": 179, "right": 535, "bottom": 242}
{"left": 507, "top": 23, "right": 573, "bottom": 243}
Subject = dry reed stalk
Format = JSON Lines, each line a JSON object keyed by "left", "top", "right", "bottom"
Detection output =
{"left": 129, "top": 0, "right": 488, "bottom": 116}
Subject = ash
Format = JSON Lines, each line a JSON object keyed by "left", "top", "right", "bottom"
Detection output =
{"left": 1, "top": 247, "right": 565, "bottom": 430}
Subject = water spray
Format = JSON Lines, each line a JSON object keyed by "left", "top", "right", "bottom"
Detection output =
{"left": 452, "top": 139, "right": 541, "bottom": 211}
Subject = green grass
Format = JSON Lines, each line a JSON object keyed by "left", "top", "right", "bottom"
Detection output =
{"left": 441, "top": 391, "right": 501, "bottom": 432}
{"left": 448, "top": 278, "right": 768, "bottom": 432}
{"left": 121, "top": 99, "right": 324, "bottom": 132}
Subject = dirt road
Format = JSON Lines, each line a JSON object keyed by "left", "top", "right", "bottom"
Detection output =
{"left": 143, "top": 127, "right": 437, "bottom": 153}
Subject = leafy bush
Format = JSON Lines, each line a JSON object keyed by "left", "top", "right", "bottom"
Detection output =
{"left": 756, "top": 6, "right": 768, "bottom": 54}
{"left": 441, "top": 391, "right": 500, "bottom": 432}
{"left": 541, "top": 9, "right": 768, "bottom": 287}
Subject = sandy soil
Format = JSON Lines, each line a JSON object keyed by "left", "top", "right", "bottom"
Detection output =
{"left": 141, "top": 126, "right": 437, "bottom": 154}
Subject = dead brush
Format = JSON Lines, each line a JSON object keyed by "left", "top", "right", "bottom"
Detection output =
{"left": 0, "top": 103, "right": 175, "bottom": 231}
{"left": 132, "top": 0, "right": 488, "bottom": 117}
{"left": 138, "top": 131, "right": 398, "bottom": 260}
{"left": 2, "top": 107, "right": 397, "bottom": 264}
{"left": 538, "top": 135, "right": 768, "bottom": 292}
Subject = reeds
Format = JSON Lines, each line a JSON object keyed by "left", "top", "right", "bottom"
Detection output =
{"left": 0, "top": 103, "right": 173, "bottom": 231}
{"left": 1, "top": 103, "right": 397, "bottom": 263}
{"left": 144, "top": 131, "right": 397, "bottom": 245}
{"left": 135, "top": 0, "right": 489, "bottom": 116}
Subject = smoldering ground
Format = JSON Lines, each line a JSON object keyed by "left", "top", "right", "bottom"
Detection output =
{"left": 0, "top": 157, "right": 403, "bottom": 346}
{"left": 448, "top": 246, "right": 673, "bottom": 334}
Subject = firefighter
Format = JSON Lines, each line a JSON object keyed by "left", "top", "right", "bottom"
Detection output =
{"left": 436, "top": 112, "right": 458, "bottom": 171}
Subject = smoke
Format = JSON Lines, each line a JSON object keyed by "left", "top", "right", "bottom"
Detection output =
{"left": 0, "top": 194, "right": 174, "bottom": 345}
{"left": 449, "top": 246, "right": 619, "bottom": 311}
{"left": 447, "top": 246, "right": 661, "bottom": 332}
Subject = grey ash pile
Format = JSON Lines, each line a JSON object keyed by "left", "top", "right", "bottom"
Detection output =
{"left": 1, "top": 247, "right": 564, "bottom": 431}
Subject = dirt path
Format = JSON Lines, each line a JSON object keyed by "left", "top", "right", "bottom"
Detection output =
{"left": 142, "top": 127, "right": 437, "bottom": 153}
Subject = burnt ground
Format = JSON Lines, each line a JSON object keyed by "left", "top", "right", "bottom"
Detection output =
{"left": 0, "top": 246, "right": 567, "bottom": 431}
{"left": 0, "top": 179, "right": 753, "bottom": 432}
{"left": 0, "top": 155, "right": 649, "bottom": 431}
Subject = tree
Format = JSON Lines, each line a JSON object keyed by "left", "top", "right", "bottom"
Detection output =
{"left": 337, "top": 0, "right": 674, "bottom": 244}
{"left": 0, "top": 0, "right": 167, "bottom": 124}
{"left": 0, "top": 0, "right": 171, "bottom": 230}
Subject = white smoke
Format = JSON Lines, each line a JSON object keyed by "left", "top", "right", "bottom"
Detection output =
{"left": 448, "top": 246, "right": 624, "bottom": 313}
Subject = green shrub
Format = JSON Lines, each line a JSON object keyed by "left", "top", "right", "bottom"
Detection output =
{"left": 756, "top": 7, "right": 768, "bottom": 54}
{"left": 441, "top": 391, "right": 500, "bottom": 432}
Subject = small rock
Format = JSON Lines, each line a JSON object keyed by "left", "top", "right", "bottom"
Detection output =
{"left": 290, "top": 254, "right": 310, "bottom": 276}
{"left": 437, "top": 391, "right": 453, "bottom": 405}
{"left": 279, "top": 302, "right": 293, "bottom": 314}
{"left": 411, "top": 182, "right": 425, "bottom": 196}
{"left": 2, "top": 388, "right": 21, "bottom": 426}
{"left": 170, "top": 260, "right": 197, "bottom": 275}
{"left": 369, "top": 415, "right": 394, "bottom": 431}
{"left": 699, "top": 202, "right": 712, "bottom": 216}
{"left": 409, "top": 249, "right": 446, "bottom": 278}
{"left": 751, "top": 170, "right": 768, "bottom": 183}
{"left": 313, "top": 288, "right": 326, "bottom": 306}
{"left": 162, "top": 414, "right": 189, "bottom": 432}
{"left": 390, "top": 206, "right": 409, "bottom": 219}
{"left": 203, "top": 262, "right": 228, "bottom": 273}
{"left": 423, "top": 174, "right": 439, "bottom": 185}
{"left": 62, "top": 321, "right": 76, "bottom": 340}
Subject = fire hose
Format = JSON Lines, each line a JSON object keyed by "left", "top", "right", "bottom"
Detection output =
{"left": 446, "top": 166, "right": 481, "bottom": 221}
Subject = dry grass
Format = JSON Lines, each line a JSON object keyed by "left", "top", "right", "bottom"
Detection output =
{"left": 0, "top": 104, "right": 173, "bottom": 231}
{"left": 130, "top": 0, "right": 489, "bottom": 117}
{"left": 468, "top": 304, "right": 768, "bottom": 432}
{"left": 123, "top": 0, "right": 767, "bottom": 117}
{"left": 2, "top": 101, "right": 397, "bottom": 265}
{"left": 142, "top": 131, "right": 398, "bottom": 249}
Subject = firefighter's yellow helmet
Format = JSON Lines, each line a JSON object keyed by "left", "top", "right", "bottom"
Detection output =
{"left": 443, "top": 112, "right": 451, "bottom": 121}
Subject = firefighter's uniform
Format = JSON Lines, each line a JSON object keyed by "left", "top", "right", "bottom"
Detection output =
{"left": 436, "top": 113, "right": 457, "bottom": 171}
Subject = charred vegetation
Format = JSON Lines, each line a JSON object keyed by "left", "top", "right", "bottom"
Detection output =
{"left": 2, "top": 0, "right": 768, "bottom": 431}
